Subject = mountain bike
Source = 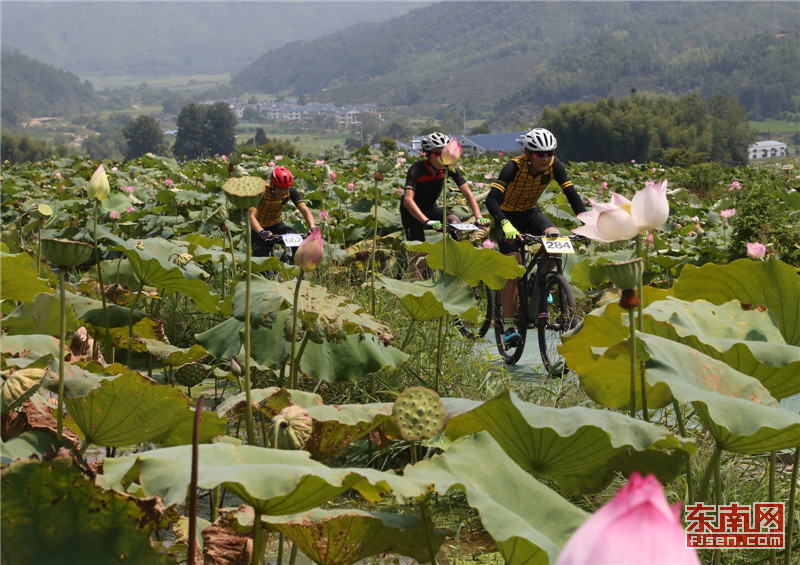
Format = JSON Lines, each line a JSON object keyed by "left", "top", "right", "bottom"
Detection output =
{"left": 445, "top": 222, "right": 494, "bottom": 340}
{"left": 256, "top": 231, "right": 306, "bottom": 279}
{"left": 493, "top": 233, "right": 585, "bottom": 374}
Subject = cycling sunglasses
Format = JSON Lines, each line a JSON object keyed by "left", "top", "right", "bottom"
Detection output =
{"left": 533, "top": 150, "right": 555, "bottom": 159}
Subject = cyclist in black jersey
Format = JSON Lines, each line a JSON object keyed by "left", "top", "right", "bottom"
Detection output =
{"left": 248, "top": 166, "right": 317, "bottom": 257}
{"left": 485, "top": 128, "right": 587, "bottom": 343}
{"left": 401, "top": 131, "right": 489, "bottom": 278}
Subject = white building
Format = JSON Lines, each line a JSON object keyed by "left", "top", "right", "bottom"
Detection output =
{"left": 749, "top": 140, "right": 788, "bottom": 160}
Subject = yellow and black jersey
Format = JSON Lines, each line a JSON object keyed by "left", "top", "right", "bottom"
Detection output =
{"left": 249, "top": 186, "right": 307, "bottom": 228}
{"left": 490, "top": 155, "right": 574, "bottom": 213}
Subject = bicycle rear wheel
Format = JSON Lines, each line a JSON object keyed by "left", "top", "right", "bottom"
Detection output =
{"left": 493, "top": 279, "right": 528, "bottom": 365}
{"left": 457, "top": 282, "right": 494, "bottom": 339}
{"left": 537, "top": 273, "right": 578, "bottom": 377}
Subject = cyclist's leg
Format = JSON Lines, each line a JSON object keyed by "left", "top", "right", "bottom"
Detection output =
{"left": 251, "top": 229, "right": 272, "bottom": 257}
{"left": 531, "top": 208, "right": 560, "bottom": 272}
{"left": 401, "top": 206, "right": 428, "bottom": 280}
{"left": 269, "top": 222, "right": 295, "bottom": 262}
{"left": 496, "top": 213, "right": 529, "bottom": 342}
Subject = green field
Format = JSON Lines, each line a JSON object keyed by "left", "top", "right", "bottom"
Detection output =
{"left": 750, "top": 120, "right": 800, "bottom": 134}
{"left": 86, "top": 73, "right": 231, "bottom": 93}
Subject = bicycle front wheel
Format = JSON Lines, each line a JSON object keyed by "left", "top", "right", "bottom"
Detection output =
{"left": 537, "top": 273, "right": 578, "bottom": 377}
{"left": 493, "top": 279, "right": 528, "bottom": 365}
{"left": 457, "top": 282, "right": 494, "bottom": 339}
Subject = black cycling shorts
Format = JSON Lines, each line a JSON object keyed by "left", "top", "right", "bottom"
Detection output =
{"left": 495, "top": 207, "right": 556, "bottom": 255}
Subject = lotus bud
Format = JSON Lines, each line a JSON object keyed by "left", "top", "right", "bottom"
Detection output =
{"left": 440, "top": 137, "right": 462, "bottom": 168}
{"left": 88, "top": 164, "right": 110, "bottom": 201}
{"left": 295, "top": 228, "right": 323, "bottom": 272}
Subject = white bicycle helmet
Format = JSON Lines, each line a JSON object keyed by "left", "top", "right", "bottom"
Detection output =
{"left": 522, "top": 128, "right": 557, "bottom": 152}
{"left": 421, "top": 132, "right": 450, "bottom": 152}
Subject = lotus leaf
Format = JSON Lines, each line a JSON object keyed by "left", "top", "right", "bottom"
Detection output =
{"left": 139, "top": 339, "right": 208, "bottom": 367}
{"left": 407, "top": 235, "right": 524, "bottom": 289}
{"left": 0, "top": 252, "right": 53, "bottom": 301}
{"left": 63, "top": 369, "right": 227, "bottom": 448}
{"left": 301, "top": 334, "right": 409, "bottom": 383}
{"left": 442, "top": 390, "right": 695, "bottom": 494}
{"left": 4, "top": 292, "right": 79, "bottom": 337}
{"left": 1, "top": 367, "right": 45, "bottom": 414}
{"left": 375, "top": 274, "right": 478, "bottom": 322}
{"left": 65, "top": 290, "right": 147, "bottom": 327}
{"left": 216, "top": 387, "right": 323, "bottom": 419}
{"left": 304, "top": 402, "right": 400, "bottom": 459}
{"left": 1, "top": 452, "right": 173, "bottom": 565}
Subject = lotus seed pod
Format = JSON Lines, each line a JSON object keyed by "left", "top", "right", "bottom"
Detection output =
{"left": 376, "top": 157, "right": 393, "bottom": 174}
{"left": 205, "top": 204, "right": 227, "bottom": 226}
{"left": 41, "top": 238, "right": 93, "bottom": 269}
{"left": 169, "top": 251, "right": 193, "bottom": 267}
{"left": 30, "top": 202, "right": 53, "bottom": 220}
{"left": 392, "top": 386, "right": 445, "bottom": 442}
{"left": 268, "top": 405, "right": 313, "bottom": 450}
{"left": 221, "top": 176, "right": 266, "bottom": 210}
{"left": 174, "top": 362, "right": 208, "bottom": 388}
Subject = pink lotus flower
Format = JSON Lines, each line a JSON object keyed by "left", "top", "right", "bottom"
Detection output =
{"left": 329, "top": 172, "right": 337, "bottom": 181}
{"left": 353, "top": 166, "right": 358, "bottom": 171}
{"left": 730, "top": 181, "right": 741, "bottom": 190}
{"left": 601, "top": 182, "right": 608, "bottom": 189}
{"left": 109, "top": 210, "right": 119, "bottom": 220}
{"left": 220, "top": 155, "right": 227, "bottom": 162}
{"left": 631, "top": 159, "right": 636, "bottom": 164}
{"left": 165, "top": 179, "right": 174, "bottom": 187}
{"left": 126, "top": 206, "right": 135, "bottom": 213}
{"left": 723, "top": 220, "right": 729, "bottom": 228}
{"left": 54, "top": 171, "right": 61, "bottom": 179}
{"left": 319, "top": 209, "right": 330, "bottom": 221}
{"left": 396, "top": 187, "right": 404, "bottom": 196}
{"left": 484, "top": 173, "right": 493, "bottom": 180}
{"left": 396, "top": 157, "right": 406, "bottom": 164}
{"left": 347, "top": 182, "right": 355, "bottom": 190}
{"left": 275, "top": 155, "right": 283, "bottom": 161}
{"left": 481, "top": 239, "right": 495, "bottom": 249}
{"left": 315, "top": 160, "right": 325, "bottom": 165}
{"left": 651, "top": 167, "right": 657, "bottom": 173}
{"left": 123, "top": 185, "right": 136, "bottom": 194}
{"left": 746, "top": 242, "right": 767, "bottom": 259}
{"left": 720, "top": 209, "right": 735, "bottom": 219}
{"left": 440, "top": 137, "right": 462, "bottom": 167}
{"left": 556, "top": 473, "right": 700, "bottom": 565}
{"left": 295, "top": 228, "right": 323, "bottom": 271}
{"left": 269, "top": 161, "right": 276, "bottom": 167}
{"left": 475, "top": 182, "right": 485, "bottom": 189}
{"left": 498, "top": 152, "right": 504, "bottom": 157}
{"left": 645, "top": 233, "right": 654, "bottom": 245}
{"left": 573, "top": 180, "right": 670, "bottom": 243}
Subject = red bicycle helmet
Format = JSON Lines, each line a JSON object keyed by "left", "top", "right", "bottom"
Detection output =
{"left": 270, "top": 166, "right": 293, "bottom": 189}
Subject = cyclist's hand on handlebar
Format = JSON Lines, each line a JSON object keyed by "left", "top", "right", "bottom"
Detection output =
{"left": 258, "top": 229, "right": 273, "bottom": 240}
{"left": 305, "top": 227, "right": 320, "bottom": 237}
{"left": 476, "top": 217, "right": 491, "bottom": 227}
{"left": 425, "top": 219, "right": 442, "bottom": 230}
{"left": 544, "top": 228, "right": 561, "bottom": 237}
{"left": 500, "top": 219, "right": 520, "bottom": 240}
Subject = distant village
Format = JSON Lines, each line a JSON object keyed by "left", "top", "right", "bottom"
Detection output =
{"left": 161, "top": 96, "right": 787, "bottom": 160}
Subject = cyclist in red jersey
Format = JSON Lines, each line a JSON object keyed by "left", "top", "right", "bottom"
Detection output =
{"left": 485, "top": 128, "right": 587, "bottom": 344}
{"left": 249, "top": 166, "right": 317, "bottom": 257}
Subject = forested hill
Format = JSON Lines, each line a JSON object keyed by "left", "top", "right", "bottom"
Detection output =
{"left": 232, "top": 1, "right": 799, "bottom": 123}
{"left": 0, "top": 52, "right": 102, "bottom": 127}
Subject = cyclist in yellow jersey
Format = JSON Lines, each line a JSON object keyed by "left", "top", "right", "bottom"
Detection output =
{"left": 485, "top": 128, "right": 586, "bottom": 344}
{"left": 249, "top": 166, "right": 317, "bottom": 257}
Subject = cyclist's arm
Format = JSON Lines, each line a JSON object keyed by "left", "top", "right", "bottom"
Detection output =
{"left": 553, "top": 160, "right": 587, "bottom": 216}
{"left": 485, "top": 161, "right": 518, "bottom": 222}
{"left": 288, "top": 188, "right": 316, "bottom": 230}
{"left": 402, "top": 188, "right": 435, "bottom": 224}
{"left": 248, "top": 207, "right": 264, "bottom": 233}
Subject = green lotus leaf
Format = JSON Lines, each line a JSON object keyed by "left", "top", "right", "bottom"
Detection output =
{"left": 41, "top": 238, "right": 93, "bottom": 268}
{"left": 102, "top": 443, "right": 422, "bottom": 513}
{"left": 402, "top": 432, "right": 589, "bottom": 565}
{"left": 216, "top": 387, "right": 323, "bottom": 419}
{"left": 41, "top": 361, "right": 107, "bottom": 399}
{"left": 375, "top": 274, "right": 477, "bottom": 322}
{"left": 0, "top": 431, "right": 74, "bottom": 464}
{"left": 638, "top": 334, "right": 800, "bottom": 453}
{"left": 232, "top": 279, "right": 394, "bottom": 344}
{"left": 1, "top": 335, "right": 60, "bottom": 365}
{"left": 304, "top": 402, "right": 400, "bottom": 459}
{"left": 1, "top": 367, "right": 45, "bottom": 415}
{"left": 568, "top": 249, "right": 637, "bottom": 291}
{"left": 0, "top": 252, "right": 53, "bottom": 302}
{"left": 139, "top": 339, "right": 208, "bottom": 367}
{"left": 260, "top": 508, "right": 444, "bottom": 565}
{"left": 673, "top": 257, "right": 800, "bottom": 346}
{"left": 407, "top": 235, "right": 524, "bottom": 289}
{"left": 196, "top": 316, "right": 245, "bottom": 360}
{"left": 641, "top": 297, "right": 800, "bottom": 399}
{"left": 65, "top": 290, "right": 147, "bottom": 327}
{"left": 4, "top": 292, "right": 79, "bottom": 337}
{"left": 112, "top": 239, "right": 220, "bottom": 314}
{"left": 301, "top": 334, "right": 409, "bottom": 383}
{"left": 1, "top": 453, "right": 172, "bottom": 565}
{"left": 442, "top": 390, "right": 695, "bottom": 494}
{"left": 63, "top": 370, "right": 226, "bottom": 448}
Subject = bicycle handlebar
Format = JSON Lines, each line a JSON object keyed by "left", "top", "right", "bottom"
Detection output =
{"left": 519, "top": 233, "right": 590, "bottom": 245}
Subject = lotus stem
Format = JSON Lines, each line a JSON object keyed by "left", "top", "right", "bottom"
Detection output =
{"left": 188, "top": 396, "right": 204, "bottom": 565}
{"left": 220, "top": 254, "right": 226, "bottom": 301}
{"left": 289, "top": 271, "right": 305, "bottom": 390}
{"left": 785, "top": 447, "right": 799, "bottom": 565}
{"left": 57, "top": 268, "right": 66, "bottom": 440}
{"left": 636, "top": 235, "right": 643, "bottom": 332}
{"left": 400, "top": 319, "right": 417, "bottom": 351}
{"left": 92, "top": 200, "right": 112, "bottom": 357}
{"left": 418, "top": 498, "right": 438, "bottom": 565}
{"left": 698, "top": 444, "right": 723, "bottom": 503}
{"left": 371, "top": 176, "right": 379, "bottom": 317}
{"left": 288, "top": 543, "right": 298, "bottom": 565}
{"left": 712, "top": 456, "right": 722, "bottom": 565}
{"left": 628, "top": 306, "right": 636, "bottom": 419}
{"left": 36, "top": 222, "right": 42, "bottom": 276}
{"left": 672, "top": 399, "right": 694, "bottom": 503}
{"left": 211, "top": 485, "right": 220, "bottom": 523}
{"left": 127, "top": 284, "right": 143, "bottom": 368}
{"left": 434, "top": 317, "right": 444, "bottom": 395}
{"left": 225, "top": 227, "right": 237, "bottom": 277}
{"left": 252, "top": 511, "right": 265, "bottom": 565}
{"left": 441, "top": 173, "right": 448, "bottom": 275}
{"left": 243, "top": 218, "right": 256, "bottom": 446}
{"left": 277, "top": 533, "right": 285, "bottom": 565}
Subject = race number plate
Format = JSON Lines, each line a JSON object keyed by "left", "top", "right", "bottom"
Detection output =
{"left": 451, "top": 223, "right": 479, "bottom": 231}
{"left": 281, "top": 233, "right": 304, "bottom": 248}
{"left": 542, "top": 237, "right": 575, "bottom": 254}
